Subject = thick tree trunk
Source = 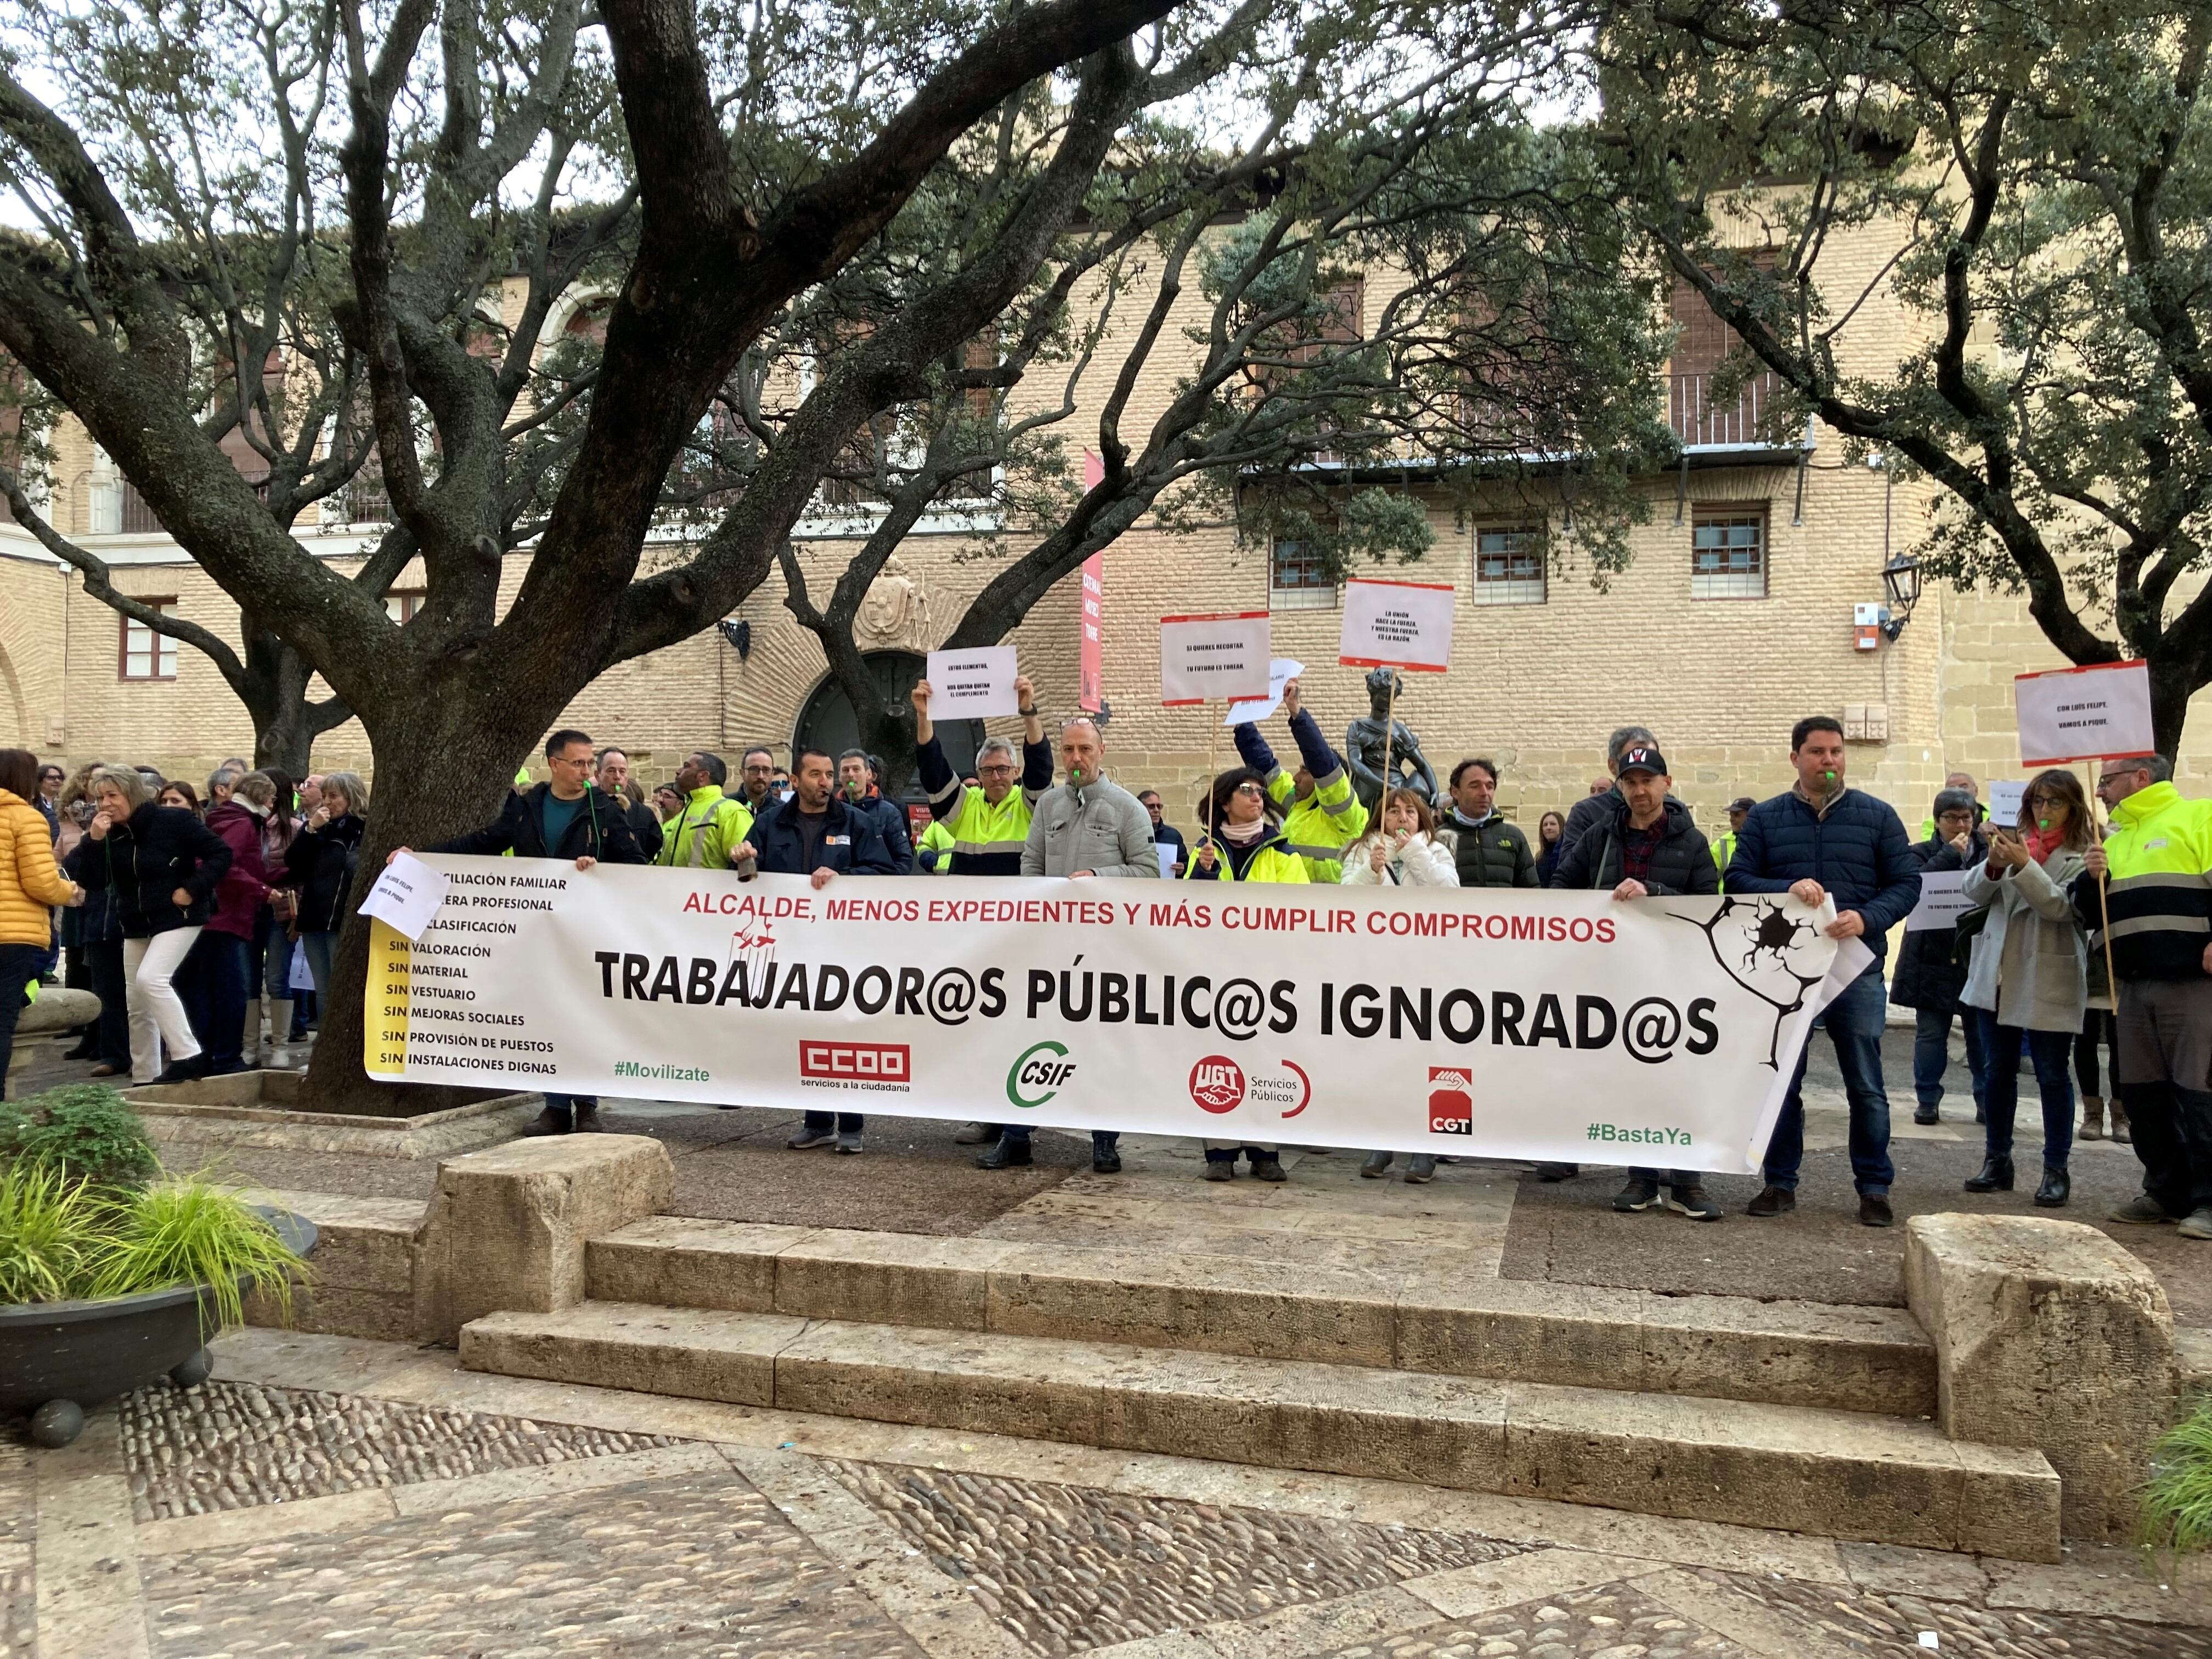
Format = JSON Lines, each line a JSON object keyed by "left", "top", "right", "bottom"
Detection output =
{"left": 301, "top": 701, "right": 535, "bottom": 1111}
{"left": 2147, "top": 648, "right": 2198, "bottom": 761}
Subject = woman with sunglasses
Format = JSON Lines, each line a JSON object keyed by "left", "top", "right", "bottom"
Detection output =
{"left": 1960, "top": 769, "right": 2094, "bottom": 1207}
{"left": 1187, "top": 766, "right": 1307, "bottom": 1181}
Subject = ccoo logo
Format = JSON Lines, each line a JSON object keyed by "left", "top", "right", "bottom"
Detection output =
{"left": 1189, "top": 1055, "right": 1246, "bottom": 1114}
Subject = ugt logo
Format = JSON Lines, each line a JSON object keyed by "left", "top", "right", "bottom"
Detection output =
{"left": 1188, "top": 1055, "right": 1245, "bottom": 1114}
{"left": 1428, "top": 1066, "right": 1473, "bottom": 1135}
{"left": 1006, "top": 1041, "right": 1078, "bottom": 1108}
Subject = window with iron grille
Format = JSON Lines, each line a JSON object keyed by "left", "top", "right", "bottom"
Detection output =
{"left": 1269, "top": 539, "right": 1336, "bottom": 610}
{"left": 1472, "top": 526, "right": 1545, "bottom": 606}
{"left": 120, "top": 603, "right": 179, "bottom": 680}
{"left": 1691, "top": 513, "right": 1767, "bottom": 599}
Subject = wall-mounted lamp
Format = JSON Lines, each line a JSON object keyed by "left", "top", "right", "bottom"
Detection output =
{"left": 1880, "top": 553, "right": 1921, "bottom": 641}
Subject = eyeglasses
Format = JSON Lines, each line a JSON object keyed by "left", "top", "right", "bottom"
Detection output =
{"left": 1231, "top": 782, "right": 1266, "bottom": 798}
{"left": 977, "top": 765, "right": 1015, "bottom": 777}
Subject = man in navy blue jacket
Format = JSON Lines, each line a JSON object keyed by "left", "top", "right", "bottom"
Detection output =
{"left": 1725, "top": 716, "right": 1921, "bottom": 1227}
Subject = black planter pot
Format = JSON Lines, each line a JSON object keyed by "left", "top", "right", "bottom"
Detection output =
{"left": 0, "top": 1207, "right": 317, "bottom": 1448}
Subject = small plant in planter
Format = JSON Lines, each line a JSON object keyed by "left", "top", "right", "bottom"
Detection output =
{"left": 2142, "top": 1394, "right": 2212, "bottom": 1559}
{"left": 0, "top": 1085, "right": 314, "bottom": 1448}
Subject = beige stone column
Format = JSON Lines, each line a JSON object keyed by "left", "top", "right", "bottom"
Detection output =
{"left": 1904, "top": 1212, "right": 2177, "bottom": 1540}
{"left": 413, "top": 1135, "right": 675, "bottom": 1345}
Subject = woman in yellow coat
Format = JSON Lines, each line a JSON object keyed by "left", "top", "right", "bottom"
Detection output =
{"left": 0, "top": 748, "right": 81, "bottom": 1091}
{"left": 1188, "top": 767, "right": 1307, "bottom": 1181}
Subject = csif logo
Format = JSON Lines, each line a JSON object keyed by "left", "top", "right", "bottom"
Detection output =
{"left": 1188, "top": 1055, "right": 1245, "bottom": 1114}
{"left": 1006, "top": 1041, "right": 1078, "bottom": 1108}
{"left": 1427, "top": 1066, "right": 1473, "bottom": 1135}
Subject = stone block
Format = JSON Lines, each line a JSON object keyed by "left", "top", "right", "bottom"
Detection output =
{"left": 1903, "top": 1212, "right": 2176, "bottom": 1541}
{"left": 989, "top": 1245, "right": 1398, "bottom": 1367}
{"left": 776, "top": 1229, "right": 1013, "bottom": 1330}
{"left": 1636, "top": 1293, "right": 1936, "bottom": 1417}
{"left": 1393, "top": 1279, "right": 1642, "bottom": 1388}
{"left": 415, "top": 1133, "right": 674, "bottom": 1344}
{"left": 776, "top": 1322, "right": 1108, "bottom": 1443}
{"left": 585, "top": 1216, "right": 812, "bottom": 1311}
{"left": 460, "top": 1301, "right": 790, "bottom": 1404}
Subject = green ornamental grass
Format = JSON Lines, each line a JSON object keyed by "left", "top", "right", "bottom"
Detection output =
{"left": 86, "top": 1182, "right": 302, "bottom": 1331}
{"left": 0, "top": 1162, "right": 110, "bottom": 1304}
{"left": 2142, "top": 1395, "right": 2212, "bottom": 1556}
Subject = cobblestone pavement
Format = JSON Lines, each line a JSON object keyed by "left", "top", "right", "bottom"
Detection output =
{"left": 1716, "top": 1568, "right": 2212, "bottom": 1657}
{"left": 1308, "top": 1583, "right": 1750, "bottom": 1657}
{"left": 137, "top": 1463, "right": 927, "bottom": 1659}
{"left": 16, "top": 1340, "right": 2212, "bottom": 1659}
{"left": 120, "top": 1378, "right": 677, "bottom": 1520}
{"left": 825, "top": 1458, "right": 1529, "bottom": 1652}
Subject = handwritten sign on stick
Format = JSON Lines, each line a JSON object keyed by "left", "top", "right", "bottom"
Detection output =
{"left": 2015, "top": 661, "right": 2154, "bottom": 766}
{"left": 1160, "top": 612, "right": 1271, "bottom": 705}
{"left": 1339, "top": 579, "right": 1455, "bottom": 672}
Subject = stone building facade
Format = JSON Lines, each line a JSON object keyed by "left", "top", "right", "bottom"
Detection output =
{"left": 1, "top": 232, "right": 2206, "bottom": 839}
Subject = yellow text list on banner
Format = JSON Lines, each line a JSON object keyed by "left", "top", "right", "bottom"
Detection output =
{"left": 368, "top": 859, "right": 1853, "bottom": 1172}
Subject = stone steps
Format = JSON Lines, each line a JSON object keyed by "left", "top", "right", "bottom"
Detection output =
{"left": 583, "top": 1216, "right": 1936, "bottom": 1416}
{"left": 458, "top": 1299, "right": 2059, "bottom": 1559}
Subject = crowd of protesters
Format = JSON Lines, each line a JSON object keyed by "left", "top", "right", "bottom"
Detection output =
{"left": 4, "top": 670, "right": 2205, "bottom": 1245}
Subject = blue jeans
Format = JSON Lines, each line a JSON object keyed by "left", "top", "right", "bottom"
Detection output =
{"left": 300, "top": 930, "right": 338, "bottom": 1002}
{"left": 0, "top": 943, "right": 47, "bottom": 1094}
{"left": 1762, "top": 967, "right": 1894, "bottom": 1195}
{"left": 183, "top": 931, "right": 252, "bottom": 1074}
{"left": 546, "top": 1093, "right": 597, "bottom": 1114}
{"left": 1912, "top": 1005, "right": 1989, "bottom": 1113}
{"left": 260, "top": 913, "right": 295, "bottom": 1001}
{"left": 1971, "top": 1009, "right": 2074, "bottom": 1169}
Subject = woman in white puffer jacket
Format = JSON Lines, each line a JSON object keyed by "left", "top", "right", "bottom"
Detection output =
{"left": 1345, "top": 789, "right": 1458, "bottom": 1180}
{"left": 1341, "top": 788, "right": 1458, "bottom": 889}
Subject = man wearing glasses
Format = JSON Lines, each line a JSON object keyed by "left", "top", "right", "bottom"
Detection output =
{"left": 2080, "top": 754, "right": 2212, "bottom": 1240}
{"left": 910, "top": 673, "right": 1069, "bottom": 1166}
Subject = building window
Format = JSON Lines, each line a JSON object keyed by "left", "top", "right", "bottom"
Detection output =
{"left": 1691, "top": 513, "right": 1767, "bottom": 599}
{"left": 1472, "top": 526, "right": 1545, "bottom": 606}
{"left": 120, "top": 603, "right": 179, "bottom": 680}
{"left": 385, "top": 590, "right": 425, "bottom": 623}
{"left": 1269, "top": 539, "right": 1336, "bottom": 610}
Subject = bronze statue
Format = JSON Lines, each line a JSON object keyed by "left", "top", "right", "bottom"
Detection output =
{"left": 1345, "top": 667, "right": 1438, "bottom": 810}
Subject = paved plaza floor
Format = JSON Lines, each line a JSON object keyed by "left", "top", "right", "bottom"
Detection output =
{"left": 8, "top": 1026, "right": 2212, "bottom": 1656}
{"left": 13, "top": 1327, "right": 2212, "bottom": 1659}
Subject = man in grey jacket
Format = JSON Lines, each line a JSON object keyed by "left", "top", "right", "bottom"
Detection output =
{"left": 1018, "top": 714, "right": 1155, "bottom": 1175}
{"left": 1022, "top": 717, "right": 1163, "bottom": 880}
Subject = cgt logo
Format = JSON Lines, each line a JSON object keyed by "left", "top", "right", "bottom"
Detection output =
{"left": 1006, "top": 1041, "right": 1078, "bottom": 1108}
{"left": 799, "top": 1041, "right": 911, "bottom": 1084}
{"left": 1428, "top": 1066, "right": 1473, "bottom": 1135}
{"left": 1189, "top": 1055, "right": 1245, "bottom": 1114}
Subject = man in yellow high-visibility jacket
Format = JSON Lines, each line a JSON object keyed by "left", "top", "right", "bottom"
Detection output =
{"left": 654, "top": 751, "right": 753, "bottom": 871}
{"left": 1232, "top": 677, "right": 1367, "bottom": 883}
{"left": 2080, "top": 754, "right": 2212, "bottom": 1239}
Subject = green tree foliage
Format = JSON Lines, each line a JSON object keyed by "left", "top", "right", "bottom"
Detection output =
{"left": 1600, "top": 0, "right": 2212, "bottom": 751}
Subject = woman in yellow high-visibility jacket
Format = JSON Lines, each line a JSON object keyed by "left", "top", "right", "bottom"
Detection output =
{"left": 1188, "top": 767, "right": 1306, "bottom": 1182}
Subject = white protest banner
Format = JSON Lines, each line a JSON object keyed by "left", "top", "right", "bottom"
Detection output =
{"left": 1224, "top": 659, "right": 1305, "bottom": 726}
{"left": 2015, "top": 660, "right": 2155, "bottom": 766}
{"left": 925, "top": 645, "right": 1020, "bottom": 720}
{"left": 1159, "top": 611, "right": 1271, "bottom": 706}
{"left": 1339, "top": 578, "right": 1455, "bottom": 672}
{"left": 1904, "top": 871, "right": 1974, "bottom": 933}
{"left": 357, "top": 852, "right": 450, "bottom": 943}
{"left": 365, "top": 860, "right": 1852, "bottom": 1172}
{"left": 1985, "top": 780, "right": 2026, "bottom": 830}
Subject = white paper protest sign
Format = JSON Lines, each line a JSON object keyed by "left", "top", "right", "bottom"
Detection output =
{"left": 1155, "top": 843, "right": 1178, "bottom": 879}
{"left": 1160, "top": 611, "right": 1271, "bottom": 705}
{"left": 357, "top": 851, "right": 450, "bottom": 943}
{"left": 1339, "top": 579, "right": 1455, "bottom": 672}
{"left": 1985, "top": 780, "right": 2026, "bottom": 830}
{"left": 925, "top": 646, "right": 1020, "bottom": 720}
{"left": 1224, "top": 659, "right": 1305, "bottom": 726}
{"left": 1904, "top": 871, "right": 1975, "bottom": 932}
{"left": 2015, "top": 660, "right": 2155, "bottom": 766}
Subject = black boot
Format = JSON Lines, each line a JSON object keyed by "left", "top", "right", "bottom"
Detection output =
{"left": 1963, "top": 1155, "right": 2014, "bottom": 1193}
{"left": 2033, "top": 1166, "right": 2070, "bottom": 1207}
{"left": 154, "top": 1053, "right": 213, "bottom": 1085}
{"left": 978, "top": 1137, "right": 1033, "bottom": 1169}
{"left": 571, "top": 1101, "right": 602, "bottom": 1133}
{"left": 521, "top": 1103, "right": 573, "bottom": 1136}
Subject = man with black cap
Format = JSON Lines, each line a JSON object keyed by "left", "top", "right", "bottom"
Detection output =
{"left": 1549, "top": 744, "right": 1726, "bottom": 1221}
